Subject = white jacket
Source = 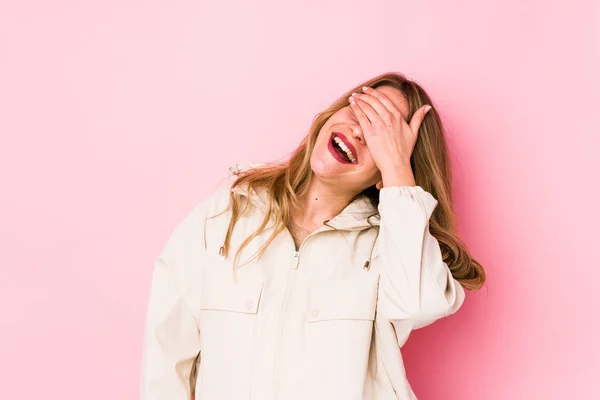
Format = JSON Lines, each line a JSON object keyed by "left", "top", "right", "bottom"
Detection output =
{"left": 140, "top": 163, "right": 465, "bottom": 400}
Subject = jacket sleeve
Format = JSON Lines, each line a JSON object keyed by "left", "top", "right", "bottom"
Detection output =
{"left": 375, "top": 185, "right": 466, "bottom": 335}
{"left": 140, "top": 197, "right": 214, "bottom": 400}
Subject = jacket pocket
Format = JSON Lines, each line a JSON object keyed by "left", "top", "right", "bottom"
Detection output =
{"left": 197, "top": 266, "right": 264, "bottom": 400}
{"left": 304, "top": 274, "right": 380, "bottom": 399}
{"left": 308, "top": 274, "right": 379, "bottom": 323}
{"left": 200, "top": 267, "right": 264, "bottom": 314}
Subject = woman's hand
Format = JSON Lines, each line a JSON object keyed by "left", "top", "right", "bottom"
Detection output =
{"left": 349, "top": 86, "right": 431, "bottom": 187}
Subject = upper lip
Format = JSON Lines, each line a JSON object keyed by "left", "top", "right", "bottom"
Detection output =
{"left": 331, "top": 131, "right": 358, "bottom": 163}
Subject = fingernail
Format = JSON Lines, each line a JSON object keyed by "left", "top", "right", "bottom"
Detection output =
{"left": 362, "top": 86, "right": 369, "bottom": 92}
{"left": 424, "top": 105, "right": 432, "bottom": 114}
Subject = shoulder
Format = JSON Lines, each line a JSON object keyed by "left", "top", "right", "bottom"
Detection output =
{"left": 160, "top": 180, "right": 231, "bottom": 254}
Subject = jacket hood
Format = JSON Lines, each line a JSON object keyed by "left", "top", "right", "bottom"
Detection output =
{"left": 227, "top": 162, "right": 381, "bottom": 231}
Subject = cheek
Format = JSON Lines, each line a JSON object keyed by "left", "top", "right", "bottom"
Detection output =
{"left": 360, "top": 149, "right": 377, "bottom": 169}
{"left": 354, "top": 157, "right": 381, "bottom": 181}
{"left": 317, "top": 125, "right": 331, "bottom": 143}
{"left": 364, "top": 157, "right": 382, "bottom": 180}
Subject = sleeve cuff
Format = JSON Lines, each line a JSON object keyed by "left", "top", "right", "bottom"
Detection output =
{"left": 379, "top": 185, "right": 427, "bottom": 200}
{"left": 378, "top": 185, "right": 439, "bottom": 220}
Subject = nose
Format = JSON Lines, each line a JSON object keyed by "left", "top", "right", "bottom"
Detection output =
{"left": 350, "top": 123, "right": 364, "bottom": 143}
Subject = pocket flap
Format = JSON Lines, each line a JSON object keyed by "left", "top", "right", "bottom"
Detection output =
{"left": 308, "top": 275, "right": 379, "bottom": 322}
{"left": 200, "top": 267, "right": 264, "bottom": 314}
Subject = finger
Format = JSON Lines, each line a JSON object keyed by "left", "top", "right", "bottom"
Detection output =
{"left": 348, "top": 98, "right": 371, "bottom": 134}
{"left": 351, "top": 92, "right": 392, "bottom": 125}
{"left": 360, "top": 86, "right": 404, "bottom": 120}
{"left": 351, "top": 97, "right": 380, "bottom": 128}
{"left": 408, "top": 105, "right": 432, "bottom": 136}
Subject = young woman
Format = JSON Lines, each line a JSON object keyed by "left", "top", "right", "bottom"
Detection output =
{"left": 140, "top": 72, "right": 486, "bottom": 400}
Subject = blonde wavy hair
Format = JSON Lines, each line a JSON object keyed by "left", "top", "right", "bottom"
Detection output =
{"left": 210, "top": 72, "right": 485, "bottom": 290}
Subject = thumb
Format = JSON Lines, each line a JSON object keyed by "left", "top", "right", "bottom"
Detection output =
{"left": 409, "top": 105, "right": 432, "bottom": 136}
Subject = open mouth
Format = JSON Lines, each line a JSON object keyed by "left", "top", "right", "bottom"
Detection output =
{"left": 329, "top": 132, "right": 357, "bottom": 164}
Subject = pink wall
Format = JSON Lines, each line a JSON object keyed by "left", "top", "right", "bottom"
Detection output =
{"left": 1, "top": 1, "right": 598, "bottom": 399}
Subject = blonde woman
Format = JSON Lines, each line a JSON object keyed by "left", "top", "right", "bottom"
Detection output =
{"left": 140, "top": 72, "right": 485, "bottom": 400}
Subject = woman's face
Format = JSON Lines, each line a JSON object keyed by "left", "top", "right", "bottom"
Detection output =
{"left": 310, "top": 85, "right": 410, "bottom": 194}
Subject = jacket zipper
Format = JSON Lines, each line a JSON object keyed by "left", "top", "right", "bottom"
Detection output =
{"left": 272, "top": 225, "right": 328, "bottom": 396}
{"left": 271, "top": 222, "right": 374, "bottom": 396}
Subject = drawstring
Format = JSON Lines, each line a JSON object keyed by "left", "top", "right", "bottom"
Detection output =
{"left": 203, "top": 216, "right": 209, "bottom": 251}
{"left": 362, "top": 226, "right": 380, "bottom": 271}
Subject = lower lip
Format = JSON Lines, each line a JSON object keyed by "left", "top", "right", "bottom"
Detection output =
{"left": 328, "top": 134, "right": 352, "bottom": 164}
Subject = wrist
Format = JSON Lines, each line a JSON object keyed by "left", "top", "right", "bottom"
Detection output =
{"left": 380, "top": 165, "right": 416, "bottom": 187}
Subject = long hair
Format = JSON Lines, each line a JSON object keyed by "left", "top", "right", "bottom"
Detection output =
{"left": 210, "top": 72, "right": 485, "bottom": 290}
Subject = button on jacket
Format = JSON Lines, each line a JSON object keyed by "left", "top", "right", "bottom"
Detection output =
{"left": 140, "top": 163, "right": 466, "bottom": 400}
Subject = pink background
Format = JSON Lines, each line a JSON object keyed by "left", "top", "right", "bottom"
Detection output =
{"left": 1, "top": 1, "right": 598, "bottom": 399}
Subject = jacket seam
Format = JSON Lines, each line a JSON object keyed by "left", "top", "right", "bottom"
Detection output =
{"left": 374, "top": 323, "right": 399, "bottom": 398}
{"left": 415, "top": 195, "right": 449, "bottom": 301}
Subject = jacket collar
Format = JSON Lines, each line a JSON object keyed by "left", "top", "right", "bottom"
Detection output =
{"left": 227, "top": 163, "right": 381, "bottom": 230}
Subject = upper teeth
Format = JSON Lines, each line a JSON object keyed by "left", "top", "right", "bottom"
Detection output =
{"left": 333, "top": 136, "right": 356, "bottom": 163}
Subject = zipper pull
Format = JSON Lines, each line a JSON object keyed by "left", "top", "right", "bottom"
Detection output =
{"left": 292, "top": 251, "right": 300, "bottom": 269}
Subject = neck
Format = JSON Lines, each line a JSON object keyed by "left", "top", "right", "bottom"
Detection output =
{"left": 291, "top": 177, "right": 360, "bottom": 228}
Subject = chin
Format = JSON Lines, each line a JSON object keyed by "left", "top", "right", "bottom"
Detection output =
{"left": 309, "top": 156, "right": 330, "bottom": 178}
{"left": 310, "top": 150, "right": 342, "bottom": 178}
